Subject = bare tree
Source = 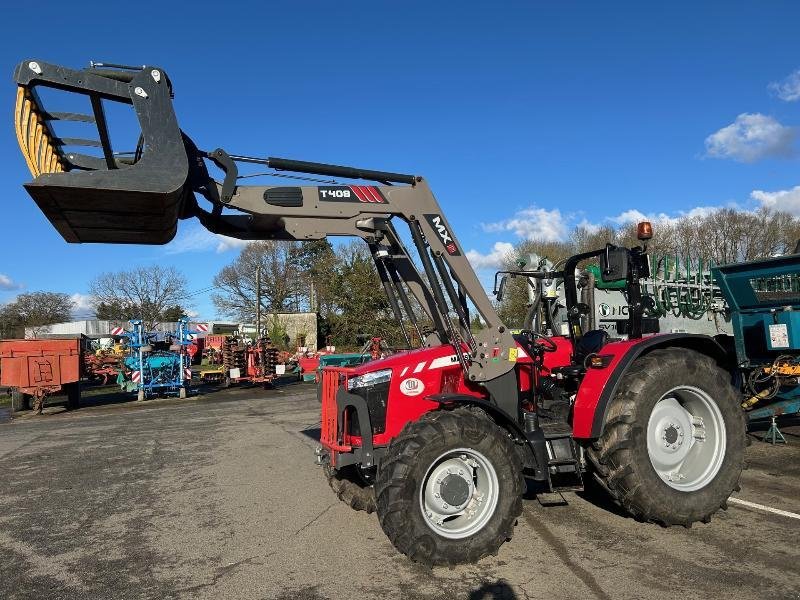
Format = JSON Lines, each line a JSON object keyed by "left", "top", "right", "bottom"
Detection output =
{"left": 212, "top": 241, "right": 303, "bottom": 321}
{"left": 0, "top": 292, "right": 74, "bottom": 337}
{"left": 89, "top": 266, "right": 189, "bottom": 330}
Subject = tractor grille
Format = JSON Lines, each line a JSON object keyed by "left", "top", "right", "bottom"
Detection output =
{"left": 348, "top": 381, "right": 390, "bottom": 435}
{"left": 320, "top": 367, "right": 351, "bottom": 452}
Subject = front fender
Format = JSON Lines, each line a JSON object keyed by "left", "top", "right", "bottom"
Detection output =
{"left": 572, "top": 334, "right": 730, "bottom": 440}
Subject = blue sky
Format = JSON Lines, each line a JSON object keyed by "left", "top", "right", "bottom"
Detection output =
{"left": 1, "top": 1, "right": 799, "bottom": 319}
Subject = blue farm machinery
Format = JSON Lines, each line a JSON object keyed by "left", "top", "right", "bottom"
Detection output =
{"left": 713, "top": 254, "right": 800, "bottom": 443}
{"left": 119, "top": 317, "right": 195, "bottom": 401}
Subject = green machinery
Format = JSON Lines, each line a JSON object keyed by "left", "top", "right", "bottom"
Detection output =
{"left": 713, "top": 254, "right": 800, "bottom": 441}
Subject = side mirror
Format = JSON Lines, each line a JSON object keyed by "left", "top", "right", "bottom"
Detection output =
{"left": 496, "top": 275, "right": 508, "bottom": 301}
{"left": 600, "top": 245, "right": 629, "bottom": 282}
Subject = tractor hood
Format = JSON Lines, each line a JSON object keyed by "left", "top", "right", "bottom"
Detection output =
{"left": 347, "top": 344, "right": 463, "bottom": 377}
{"left": 346, "top": 338, "right": 534, "bottom": 377}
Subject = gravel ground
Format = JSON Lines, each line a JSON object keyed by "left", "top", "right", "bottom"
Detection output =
{"left": 0, "top": 382, "right": 798, "bottom": 600}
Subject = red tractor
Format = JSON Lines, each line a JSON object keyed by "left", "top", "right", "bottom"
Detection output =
{"left": 12, "top": 59, "right": 745, "bottom": 566}
{"left": 319, "top": 227, "right": 744, "bottom": 565}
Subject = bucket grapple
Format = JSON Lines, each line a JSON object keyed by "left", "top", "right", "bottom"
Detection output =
{"left": 13, "top": 60, "right": 189, "bottom": 244}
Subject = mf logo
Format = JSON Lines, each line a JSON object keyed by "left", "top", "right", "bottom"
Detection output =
{"left": 424, "top": 214, "right": 460, "bottom": 256}
{"left": 400, "top": 377, "right": 425, "bottom": 397}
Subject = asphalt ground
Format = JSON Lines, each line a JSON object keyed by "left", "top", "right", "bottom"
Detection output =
{"left": 0, "top": 383, "right": 798, "bottom": 600}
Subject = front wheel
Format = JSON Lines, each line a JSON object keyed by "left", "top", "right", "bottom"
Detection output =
{"left": 587, "top": 348, "right": 745, "bottom": 526}
{"left": 375, "top": 408, "right": 523, "bottom": 566}
{"left": 324, "top": 463, "right": 376, "bottom": 513}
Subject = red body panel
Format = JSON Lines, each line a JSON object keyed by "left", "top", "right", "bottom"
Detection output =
{"left": 342, "top": 345, "right": 484, "bottom": 444}
{"left": 571, "top": 338, "right": 647, "bottom": 439}
{"left": 320, "top": 334, "right": 657, "bottom": 464}
{"left": 540, "top": 336, "right": 574, "bottom": 373}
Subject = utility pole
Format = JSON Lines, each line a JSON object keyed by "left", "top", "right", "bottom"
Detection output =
{"left": 256, "top": 265, "right": 262, "bottom": 338}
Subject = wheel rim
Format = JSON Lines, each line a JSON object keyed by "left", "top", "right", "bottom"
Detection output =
{"left": 419, "top": 447, "right": 499, "bottom": 539}
{"left": 646, "top": 385, "right": 726, "bottom": 492}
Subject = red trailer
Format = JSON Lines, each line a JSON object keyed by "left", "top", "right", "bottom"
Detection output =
{"left": 0, "top": 339, "right": 83, "bottom": 413}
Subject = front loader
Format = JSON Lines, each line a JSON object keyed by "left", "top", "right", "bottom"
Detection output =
{"left": 12, "top": 60, "right": 746, "bottom": 566}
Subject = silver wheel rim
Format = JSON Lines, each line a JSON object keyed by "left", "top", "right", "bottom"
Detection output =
{"left": 419, "top": 447, "right": 499, "bottom": 539}
{"left": 647, "top": 385, "right": 726, "bottom": 492}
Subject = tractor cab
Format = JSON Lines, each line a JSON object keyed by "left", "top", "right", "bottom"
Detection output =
{"left": 494, "top": 221, "right": 656, "bottom": 381}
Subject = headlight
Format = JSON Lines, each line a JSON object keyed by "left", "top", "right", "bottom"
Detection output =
{"left": 347, "top": 368, "right": 392, "bottom": 390}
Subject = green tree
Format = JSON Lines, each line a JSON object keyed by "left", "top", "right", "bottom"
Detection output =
{"left": 0, "top": 292, "right": 74, "bottom": 337}
{"left": 212, "top": 241, "right": 301, "bottom": 320}
{"left": 326, "top": 242, "right": 404, "bottom": 348}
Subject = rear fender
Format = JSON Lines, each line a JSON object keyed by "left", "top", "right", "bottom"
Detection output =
{"left": 572, "top": 334, "right": 731, "bottom": 440}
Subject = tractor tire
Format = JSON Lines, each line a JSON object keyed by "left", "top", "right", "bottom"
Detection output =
{"left": 374, "top": 408, "right": 523, "bottom": 566}
{"left": 64, "top": 383, "right": 80, "bottom": 410}
{"left": 586, "top": 348, "right": 745, "bottom": 527}
{"left": 324, "top": 463, "right": 377, "bottom": 513}
{"left": 11, "top": 389, "right": 30, "bottom": 412}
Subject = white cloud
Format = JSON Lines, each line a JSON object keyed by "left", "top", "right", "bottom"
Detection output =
{"left": 607, "top": 205, "right": 721, "bottom": 228}
{"left": 214, "top": 236, "right": 250, "bottom": 253}
{"left": 769, "top": 69, "right": 800, "bottom": 102}
{"left": 751, "top": 185, "right": 800, "bottom": 216}
{"left": 482, "top": 206, "right": 569, "bottom": 242}
{"left": 165, "top": 224, "right": 251, "bottom": 254}
{"left": 704, "top": 113, "right": 797, "bottom": 162}
{"left": 608, "top": 209, "right": 656, "bottom": 225}
{"left": 0, "top": 274, "right": 22, "bottom": 291}
{"left": 70, "top": 293, "right": 95, "bottom": 319}
{"left": 466, "top": 242, "right": 515, "bottom": 270}
{"left": 575, "top": 218, "right": 601, "bottom": 234}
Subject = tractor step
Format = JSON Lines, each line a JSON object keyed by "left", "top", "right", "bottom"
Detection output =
{"left": 536, "top": 491, "right": 569, "bottom": 506}
{"left": 524, "top": 417, "right": 585, "bottom": 492}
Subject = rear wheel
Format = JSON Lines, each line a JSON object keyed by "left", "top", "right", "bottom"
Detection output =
{"left": 587, "top": 348, "right": 745, "bottom": 526}
{"left": 375, "top": 408, "right": 523, "bottom": 566}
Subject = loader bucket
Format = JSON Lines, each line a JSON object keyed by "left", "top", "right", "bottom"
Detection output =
{"left": 13, "top": 60, "right": 190, "bottom": 244}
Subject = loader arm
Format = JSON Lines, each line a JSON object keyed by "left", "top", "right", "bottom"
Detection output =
{"left": 12, "top": 59, "right": 519, "bottom": 387}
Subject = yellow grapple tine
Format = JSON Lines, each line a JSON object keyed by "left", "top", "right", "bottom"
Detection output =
{"left": 43, "top": 143, "right": 53, "bottom": 174}
{"left": 14, "top": 87, "right": 38, "bottom": 177}
{"left": 33, "top": 122, "right": 44, "bottom": 175}
{"left": 27, "top": 103, "right": 40, "bottom": 177}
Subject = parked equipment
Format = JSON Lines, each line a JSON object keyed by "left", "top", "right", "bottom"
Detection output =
{"left": 200, "top": 334, "right": 281, "bottom": 386}
{"left": 84, "top": 349, "right": 123, "bottom": 385}
{"left": 12, "top": 59, "right": 746, "bottom": 566}
{"left": 120, "top": 318, "right": 193, "bottom": 400}
{"left": 713, "top": 254, "right": 800, "bottom": 436}
{"left": 0, "top": 338, "right": 83, "bottom": 413}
